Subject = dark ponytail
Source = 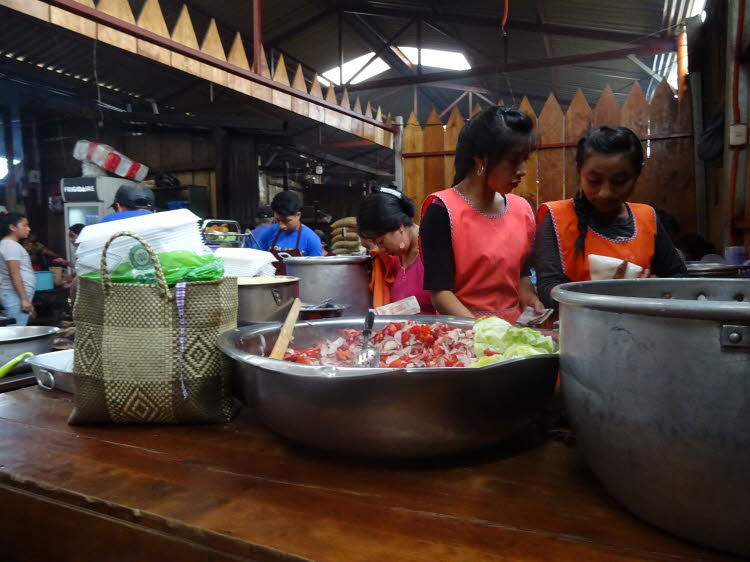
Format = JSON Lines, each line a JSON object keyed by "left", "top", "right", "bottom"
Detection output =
{"left": 452, "top": 106, "right": 537, "bottom": 186}
{"left": 573, "top": 126, "right": 644, "bottom": 254}
{"left": 357, "top": 187, "right": 416, "bottom": 239}
{"left": 1, "top": 213, "right": 26, "bottom": 237}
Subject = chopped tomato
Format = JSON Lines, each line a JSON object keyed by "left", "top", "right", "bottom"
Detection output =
{"left": 484, "top": 350, "right": 502, "bottom": 357}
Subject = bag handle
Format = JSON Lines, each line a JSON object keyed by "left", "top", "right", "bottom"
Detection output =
{"left": 100, "top": 231, "right": 171, "bottom": 300}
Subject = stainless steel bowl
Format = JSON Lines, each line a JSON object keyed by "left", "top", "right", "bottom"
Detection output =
{"left": 554, "top": 278, "right": 750, "bottom": 556}
{"left": 218, "top": 315, "right": 558, "bottom": 457}
{"left": 0, "top": 326, "right": 60, "bottom": 367}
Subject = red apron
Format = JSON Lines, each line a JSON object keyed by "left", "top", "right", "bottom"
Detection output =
{"left": 537, "top": 199, "right": 657, "bottom": 281}
{"left": 270, "top": 227, "right": 303, "bottom": 275}
{"left": 421, "top": 189, "right": 536, "bottom": 322}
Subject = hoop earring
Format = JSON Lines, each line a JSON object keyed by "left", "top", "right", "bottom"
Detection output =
{"left": 476, "top": 166, "right": 485, "bottom": 176}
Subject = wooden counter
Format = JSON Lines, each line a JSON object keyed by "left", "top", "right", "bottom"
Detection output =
{"left": 0, "top": 388, "right": 737, "bottom": 562}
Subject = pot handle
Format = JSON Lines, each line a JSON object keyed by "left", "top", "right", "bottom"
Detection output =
{"left": 721, "top": 325, "right": 750, "bottom": 348}
{"left": 36, "top": 368, "right": 56, "bottom": 390}
{"left": 271, "top": 288, "right": 283, "bottom": 306}
{"left": 277, "top": 252, "right": 292, "bottom": 260}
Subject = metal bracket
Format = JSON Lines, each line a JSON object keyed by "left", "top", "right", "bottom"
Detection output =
{"left": 272, "top": 289, "right": 283, "bottom": 306}
{"left": 721, "top": 325, "right": 750, "bottom": 348}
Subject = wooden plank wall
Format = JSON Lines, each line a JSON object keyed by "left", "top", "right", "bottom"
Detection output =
{"left": 402, "top": 81, "right": 697, "bottom": 234}
{"left": 5, "top": 0, "right": 394, "bottom": 148}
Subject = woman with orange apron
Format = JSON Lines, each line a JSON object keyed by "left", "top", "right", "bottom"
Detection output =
{"left": 420, "top": 106, "right": 544, "bottom": 323}
{"left": 534, "top": 126, "right": 686, "bottom": 307}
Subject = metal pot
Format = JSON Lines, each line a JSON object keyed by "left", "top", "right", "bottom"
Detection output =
{"left": 280, "top": 255, "right": 372, "bottom": 315}
{"left": 553, "top": 278, "right": 750, "bottom": 556}
{"left": 685, "top": 262, "right": 741, "bottom": 277}
{"left": 299, "top": 303, "right": 347, "bottom": 321}
{"left": 217, "top": 316, "right": 558, "bottom": 457}
{"left": 0, "top": 326, "right": 59, "bottom": 369}
{"left": 28, "top": 349, "right": 75, "bottom": 393}
{"left": 237, "top": 276, "right": 299, "bottom": 324}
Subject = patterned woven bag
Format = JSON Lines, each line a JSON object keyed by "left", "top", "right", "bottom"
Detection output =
{"left": 69, "top": 232, "right": 240, "bottom": 424}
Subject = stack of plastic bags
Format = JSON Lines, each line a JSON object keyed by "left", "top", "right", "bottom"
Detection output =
{"left": 330, "top": 217, "right": 363, "bottom": 255}
{"left": 213, "top": 248, "right": 277, "bottom": 278}
{"left": 75, "top": 209, "right": 208, "bottom": 276}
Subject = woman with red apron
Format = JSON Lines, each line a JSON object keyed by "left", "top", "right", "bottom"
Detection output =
{"left": 534, "top": 126, "right": 686, "bottom": 308}
{"left": 420, "top": 106, "right": 544, "bottom": 323}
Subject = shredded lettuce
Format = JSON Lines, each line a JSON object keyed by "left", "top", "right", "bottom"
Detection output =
{"left": 470, "top": 355, "right": 504, "bottom": 368}
{"left": 500, "top": 327, "right": 556, "bottom": 354}
{"left": 470, "top": 317, "right": 556, "bottom": 367}
{"left": 503, "top": 343, "right": 546, "bottom": 359}
{"left": 473, "top": 316, "right": 513, "bottom": 356}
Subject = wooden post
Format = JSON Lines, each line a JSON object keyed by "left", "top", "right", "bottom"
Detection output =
{"left": 677, "top": 31, "right": 688, "bottom": 101}
{"left": 253, "top": 0, "right": 262, "bottom": 74}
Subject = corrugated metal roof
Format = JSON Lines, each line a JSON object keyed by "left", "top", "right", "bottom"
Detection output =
{"left": 0, "top": 0, "right": 693, "bottom": 125}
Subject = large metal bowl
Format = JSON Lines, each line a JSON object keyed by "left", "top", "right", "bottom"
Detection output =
{"left": 0, "top": 326, "right": 60, "bottom": 367}
{"left": 218, "top": 315, "right": 558, "bottom": 457}
{"left": 554, "top": 278, "right": 750, "bottom": 556}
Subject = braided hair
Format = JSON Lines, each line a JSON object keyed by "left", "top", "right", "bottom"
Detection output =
{"left": 452, "top": 106, "right": 537, "bottom": 186}
{"left": 573, "top": 126, "right": 644, "bottom": 254}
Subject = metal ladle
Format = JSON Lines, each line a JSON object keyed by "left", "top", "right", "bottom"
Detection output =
{"left": 354, "top": 311, "right": 380, "bottom": 368}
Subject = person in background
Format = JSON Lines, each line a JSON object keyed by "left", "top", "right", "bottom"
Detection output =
{"left": 22, "top": 233, "right": 68, "bottom": 269}
{"left": 534, "top": 126, "right": 686, "bottom": 308}
{"left": 255, "top": 191, "right": 323, "bottom": 258}
{"left": 358, "top": 188, "right": 435, "bottom": 314}
{"left": 68, "top": 223, "right": 85, "bottom": 249}
{"left": 0, "top": 213, "right": 36, "bottom": 325}
{"left": 313, "top": 229, "right": 332, "bottom": 256}
{"left": 420, "top": 106, "right": 542, "bottom": 321}
{"left": 99, "top": 184, "right": 155, "bottom": 223}
{"left": 245, "top": 205, "right": 275, "bottom": 249}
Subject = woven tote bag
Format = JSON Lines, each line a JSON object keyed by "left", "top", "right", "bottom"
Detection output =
{"left": 70, "top": 232, "right": 239, "bottom": 424}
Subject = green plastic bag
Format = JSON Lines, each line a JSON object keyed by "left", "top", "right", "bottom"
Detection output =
{"left": 82, "top": 248, "right": 225, "bottom": 285}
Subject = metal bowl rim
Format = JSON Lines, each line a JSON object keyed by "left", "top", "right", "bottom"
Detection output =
{"left": 0, "top": 326, "right": 60, "bottom": 343}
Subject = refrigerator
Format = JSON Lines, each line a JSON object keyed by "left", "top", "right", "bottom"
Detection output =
{"left": 60, "top": 176, "right": 138, "bottom": 262}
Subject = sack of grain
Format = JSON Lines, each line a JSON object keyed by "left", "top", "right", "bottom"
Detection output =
{"left": 331, "top": 217, "right": 357, "bottom": 229}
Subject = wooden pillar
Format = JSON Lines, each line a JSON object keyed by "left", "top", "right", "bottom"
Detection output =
{"left": 252, "top": 0, "right": 262, "bottom": 74}
{"left": 677, "top": 31, "right": 688, "bottom": 100}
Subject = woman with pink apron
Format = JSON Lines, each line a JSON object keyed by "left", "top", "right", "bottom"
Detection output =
{"left": 420, "top": 106, "right": 543, "bottom": 323}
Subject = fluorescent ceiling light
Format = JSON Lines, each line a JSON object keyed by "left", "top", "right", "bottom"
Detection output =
{"left": 319, "top": 52, "right": 390, "bottom": 86}
{"left": 398, "top": 47, "right": 471, "bottom": 71}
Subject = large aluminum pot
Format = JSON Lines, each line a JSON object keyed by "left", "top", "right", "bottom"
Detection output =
{"left": 280, "top": 255, "right": 372, "bottom": 315}
{"left": 237, "top": 276, "right": 299, "bottom": 324}
{"left": 0, "top": 326, "right": 59, "bottom": 368}
{"left": 553, "top": 278, "right": 750, "bottom": 556}
{"left": 218, "top": 316, "right": 558, "bottom": 457}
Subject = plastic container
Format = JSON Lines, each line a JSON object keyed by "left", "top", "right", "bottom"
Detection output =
{"left": 35, "top": 271, "right": 55, "bottom": 291}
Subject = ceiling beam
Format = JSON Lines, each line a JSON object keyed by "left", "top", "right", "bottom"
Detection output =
{"left": 340, "top": 4, "right": 676, "bottom": 49}
{"left": 341, "top": 12, "right": 446, "bottom": 109}
{"left": 266, "top": 7, "right": 338, "bottom": 46}
{"left": 295, "top": 143, "right": 393, "bottom": 177}
{"left": 345, "top": 42, "right": 676, "bottom": 91}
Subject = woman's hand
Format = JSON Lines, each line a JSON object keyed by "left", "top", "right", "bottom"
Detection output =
{"left": 613, "top": 261, "right": 657, "bottom": 279}
{"left": 519, "top": 276, "right": 544, "bottom": 314}
{"left": 21, "top": 299, "right": 33, "bottom": 313}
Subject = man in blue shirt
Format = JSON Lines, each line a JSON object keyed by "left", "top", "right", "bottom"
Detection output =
{"left": 256, "top": 191, "right": 322, "bottom": 257}
{"left": 99, "top": 184, "right": 155, "bottom": 223}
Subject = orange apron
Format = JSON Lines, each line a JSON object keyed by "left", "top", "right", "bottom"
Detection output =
{"left": 537, "top": 199, "right": 657, "bottom": 280}
{"left": 421, "top": 189, "right": 536, "bottom": 322}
